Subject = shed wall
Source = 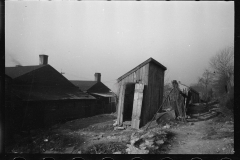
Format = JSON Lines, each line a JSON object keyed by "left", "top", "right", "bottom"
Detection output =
{"left": 117, "top": 64, "right": 149, "bottom": 95}
{"left": 140, "top": 62, "right": 165, "bottom": 126}
{"left": 117, "top": 64, "right": 149, "bottom": 126}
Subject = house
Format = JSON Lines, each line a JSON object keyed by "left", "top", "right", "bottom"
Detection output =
{"left": 5, "top": 55, "right": 96, "bottom": 139}
{"left": 70, "top": 73, "right": 116, "bottom": 114}
{"left": 116, "top": 57, "right": 167, "bottom": 128}
{"left": 162, "top": 82, "right": 200, "bottom": 111}
{"left": 178, "top": 83, "right": 200, "bottom": 103}
{"left": 189, "top": 88, "right": 200, "bottom": 103}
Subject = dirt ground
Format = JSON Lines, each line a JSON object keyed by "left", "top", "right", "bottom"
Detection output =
{"left": 6, "top": 107, "right": 234, "bottom": 154}
{"left": 166, "top": 115, "right": 234, "bottom": 154}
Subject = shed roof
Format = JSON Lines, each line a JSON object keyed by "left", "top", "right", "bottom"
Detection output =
{"left": 70, "top": 80, "right": 97, "bottom": 91}
{"left": 190, "top": 88, "right": 199, "bottom": 94}
{"left": 117, "top": 57, "right": 167, "bottom": 82}
{"left": 5, "top": 65, "right": 46, "bottom": 79}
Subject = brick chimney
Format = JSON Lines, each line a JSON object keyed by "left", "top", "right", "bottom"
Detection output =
{"left": 94, "top": 73, "right": 101, "bottom": 82}
{"left": 39, "top": 54, "right": 48, "bottom": 65}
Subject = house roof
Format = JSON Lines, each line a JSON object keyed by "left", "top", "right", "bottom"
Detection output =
{"left": 70, "top": 80, "right": 116, "bottom": 97}
{"left": 10, "top": 85, "right": 95, "bottom": 101}
{"left": 90, "top": 92, "right": 116, "bottom": 97}
{"left": 117, "top": 57, "right": 167, "bottom": 82}
{"left": 5, "top": 65, "right": 96, "bottom": 101}
{"left": 70, "top": 80, "right": 97, "bottom": 91}
{"left": 5, "top": 65, "right": 46, "bottom": 79}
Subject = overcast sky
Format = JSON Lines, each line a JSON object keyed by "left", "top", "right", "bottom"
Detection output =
{"left": 5, "top": 1, "right": 234, "bottom": 92}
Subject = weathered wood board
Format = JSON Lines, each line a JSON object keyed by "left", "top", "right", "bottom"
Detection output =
{"left": 131, "top": 83, "right": 144, "bottom": 129}
{"left": 117, "top": 84, "right": 126, "bottom": 125}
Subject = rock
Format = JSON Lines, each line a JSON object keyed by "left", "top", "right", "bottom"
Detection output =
{"left": 140, "top": 131, "right": 156, "bottom": 139}
{"left": 113, "top": 151, "right": 121, "bottom": 154}
{"left": 147, "top": 133, "right": 155, "bottom": 138}
{"left": 122, "top": 136, "right": 130, "bottom": 142}
{"left": 44, "top": 150, "right": 57, "bottom": 154}
{"left": 145, "top": 140, "right": 154, "bottom": 147}
{"left": 64, "top": 146, "right": 75, "bottom": 153}
{"left": 139, "top": 146, "right": 146, "bottom": 150}
{"left": 126, "top": 144, "right": 149, "bottom": 154}
{"left": 130, "top": 138, "right": 139, "bottom": 145}
{"left": 139, "top": 142, "right": 146, "bottom": 148}
{"left": 113, "top": 121, "right": 118, "bottom": 126}
{"left": 155, "top": 139, "right": 164, "bottom": 145}
{"left": 146, "top": 138, "right": 154, "bottom": 142}
{"left": 163, "top": 124, "right": 170, "bottom": 129}
{"left": 114, "top": 127, "right": 125, "bottom": 130}
{"left": 137, "top": 129, "right": 144, "bottom": 133}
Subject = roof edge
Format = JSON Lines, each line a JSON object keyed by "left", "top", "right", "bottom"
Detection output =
{"left": 117, "top": 57, "right": 167, "bottom": 82}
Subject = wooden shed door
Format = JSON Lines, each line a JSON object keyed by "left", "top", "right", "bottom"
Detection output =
{"left": 131, "top": 83, "right": 144, "bottom": 129}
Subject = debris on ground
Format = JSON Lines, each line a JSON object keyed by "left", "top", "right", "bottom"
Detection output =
{"left": 83, "top": 142, "right": 128, "bottom": 154}
{"left": 124, "top": 127, "right": 168, "bottom": 154}
{"left": 5, "top": 105, "right": 234, "bottom": 154}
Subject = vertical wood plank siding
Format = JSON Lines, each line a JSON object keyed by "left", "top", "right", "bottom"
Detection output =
{"left": 117, "top": 62, "right": 165, "bottom": 127}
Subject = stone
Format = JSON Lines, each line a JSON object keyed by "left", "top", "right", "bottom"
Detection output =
{"left": 130, "top": 138, "right": 139, "bottom": 145}
{"left": 126, "top": 144, "right": 149, "bottom": 154}
{"left": 145, "top": 140, "right": 154, "bottom": 146}
{"left": 113, "top": 151, "right": 121, "bottom": 154}
{"left": 113, "top": 121, "right": 118, "bottom": 126}
{"left": 114, "top": 126, "right": 125, "bottom": 130}
{"left": 140, "top": 146, "right": 146, "bottom": 150}
{"left": 139, "top": 143, "right": 146, "bottom": 149}
{"left": 64, "top": 146, "right": 75, "bottom": 153}
{"left": 156, "top": 139, "right": 164, "bottom": 145}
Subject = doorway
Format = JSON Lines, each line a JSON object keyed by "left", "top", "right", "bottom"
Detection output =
{"left": 123, "top": 83, "right": 135, "bottom": 121}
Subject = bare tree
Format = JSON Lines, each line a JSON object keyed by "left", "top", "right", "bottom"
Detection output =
{"left": 210, "top": 46, "right": 234, "bottom": 76}
{"left": 198, "top": 69, "right": 214, "bottom": 101}
{"left": 209, "top": 46, "right": 234, "bottom": 96}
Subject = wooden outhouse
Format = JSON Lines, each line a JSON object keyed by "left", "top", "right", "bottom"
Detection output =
{"left": 117, "top": 58, "right": 167, "bottom": 128}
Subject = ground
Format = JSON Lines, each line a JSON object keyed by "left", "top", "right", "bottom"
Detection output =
{"left": 166, "top": 115, "right": 234, "bottom": 154}
{"left": 6, "top": 105, "right": 234, "bottom": 154}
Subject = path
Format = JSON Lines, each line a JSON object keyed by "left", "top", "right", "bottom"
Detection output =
{"left": 167, "top": 114, "right": 234, "bottom": 154}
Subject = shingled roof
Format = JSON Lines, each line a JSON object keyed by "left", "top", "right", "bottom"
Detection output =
{"left": 70, "top": 81, "right": 98, "bottom": 91}
{"left": 10, "top": 85, "right": 95, "bottom": 101}
{"left": 70, "top": 80, "right": 115, "bottom": 97}
{"left": 5, "top": 65, "right": 46, "bottom": 79}
{"left": 5, "top": 65, "right": 96, "bottom": 101}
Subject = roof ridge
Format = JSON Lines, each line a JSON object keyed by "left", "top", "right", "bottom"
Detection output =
{"left": 5, "top": 65, "right": 49, "bottom": 79}
{"left": 5, "top": 64, "right": 47, "bottom": 68}
{"left": 117, "top": 57, "right": 167, "bottom": 81}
